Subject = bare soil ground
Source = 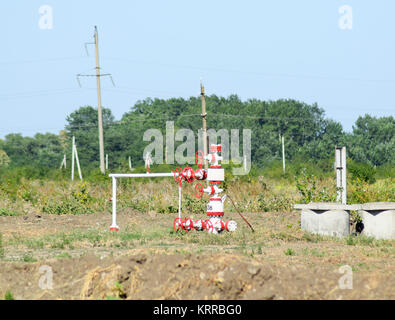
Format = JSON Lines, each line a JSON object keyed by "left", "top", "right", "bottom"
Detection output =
{"left": 0, "top": 209, "right": 394, "bottom": 300}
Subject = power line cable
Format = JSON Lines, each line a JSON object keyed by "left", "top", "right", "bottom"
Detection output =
{"left": 102, "top": 56, "right": 395, "bottom": 84}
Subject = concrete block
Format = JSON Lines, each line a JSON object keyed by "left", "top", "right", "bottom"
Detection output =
{"left": 359, "top": 202, "right": 395, "bottom": 240}
{"left": 294, "top": 203, "right": 357, "bottom": 237}
{"left": 300, "top": 208, "right": 350, "bottom": 237}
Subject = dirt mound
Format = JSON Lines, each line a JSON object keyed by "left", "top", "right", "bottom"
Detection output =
{"left": 0, "top": 211, "right": 393, "bottom": 300}
{"left": 2, "top": 252, "right": 388, "bottom": 300}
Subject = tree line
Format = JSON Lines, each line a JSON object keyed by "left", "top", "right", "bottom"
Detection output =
{"left": 0, "top": 95, "right": 394, "bottom": 171}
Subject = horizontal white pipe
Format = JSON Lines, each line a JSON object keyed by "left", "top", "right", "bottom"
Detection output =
{"left": 109, "top": 172, "right": 174, "bottom": 178}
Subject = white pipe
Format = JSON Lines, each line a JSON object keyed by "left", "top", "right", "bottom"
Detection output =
{"left": 109, "top": 172, "right": 176, "bottom": 231}
{"left": 109, "top": 173, "right": 174, "bottom": 178}
{"left": 110, "top": 176, "right": 119, "bottom": 231}
{"left": 178, "top": 184, "right": 182, "bottom": 219}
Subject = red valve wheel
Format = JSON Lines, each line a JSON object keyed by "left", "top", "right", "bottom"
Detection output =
{"left": 182, "top": 166, "right": 195, "bottom": 183}
{"left": 174, "top": 167, "right": 182, "bottom": 184}
{"left": 183, "top": 218, "right": 194, "bottom": 233}
{"left": 205, "top": 219, "right": 214, "bottom": 233}
{"left": 195, "top": 150, "right": 204, "bottom": 169}
{"left": 173, "top": 217, "right": 182, "bottom": 232}
{"left": 195, "top": 183, "right": 204, "bottom": 199}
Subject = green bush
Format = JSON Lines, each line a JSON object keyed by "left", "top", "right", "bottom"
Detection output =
{"left": 257, "top": 193, "right": 292, "bottom": 212}
{"left": 348, "top": 160, "right": 376, "bottom": 184}
{"left": 42, "top": 198, "right": 93, "bottom": 215}
{"left": 295, "top": 168, "right": 337, "bottom": 204}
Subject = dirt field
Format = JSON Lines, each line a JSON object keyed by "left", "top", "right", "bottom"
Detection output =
{"left": 0, "top": 209, "right": 394, "bottom": 300}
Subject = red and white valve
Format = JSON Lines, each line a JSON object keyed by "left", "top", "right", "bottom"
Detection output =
{"left": 173, "top": 144, "right": 237, "bottom": 235}
{"left": 173, "top": 217, "right": 237, "bottom": 233}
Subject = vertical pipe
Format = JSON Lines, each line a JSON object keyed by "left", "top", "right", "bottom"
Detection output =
{"left": 178, "top": 184, "right": 182, "bottom": 219}
{"left": 110, "top": 176, "right": 119, "bottom": 231}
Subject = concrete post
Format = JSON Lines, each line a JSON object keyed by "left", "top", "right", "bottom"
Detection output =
{"left": 335, "top": 146, "right": 347, "bottom": 204}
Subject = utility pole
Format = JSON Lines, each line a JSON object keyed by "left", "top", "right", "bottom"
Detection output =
{"left": 128, "top": 156, "right": 132, "bottom": 171}
{"left": 94, "top": 26, "right": 105, "bottom": 174}
{"left": 60, "top": 154, "right": 66, "bottom": 170}
{"left": 77, "top": 26, "right": 115, "bottom": 174}
{"left": 200, "top": 82, "right": 208, "bottom": 172}
{"left": 71, "top": 136, "right": 83, "bottom": 181}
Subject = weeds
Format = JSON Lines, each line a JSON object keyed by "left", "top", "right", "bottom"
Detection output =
{"left": 55, "top": 252, "right": 72, "bottom": 259}
{"left": 284, "top": 248, "right": 296, "bottom": 256}
{"left": 0, "top": 208, "right": 18, "bottom": 217}
{"left": 22, "top": 253, "right": 37, "bottom": 262}
{"left": 4, "top": 290, "right": 14, "bottom": 300}
{"left": 295, "top": 168, "right": 338, "bottom": 204}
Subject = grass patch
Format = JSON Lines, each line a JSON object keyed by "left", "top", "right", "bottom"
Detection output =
{"left": 344, "top": 235, "right": 392, "bottom": 247}
{"left": 270, "top": 232, "right": 300, "bottom": 242}
{"left": 284, "top": 248, "right": 296, "bottom": 256}
{"left": 0, "top": 208, "right": 18, "bottom": 216}
{"left": 54, "top": 252, "right": 72, "bottom": 259}
{"left": 302, "top": 232, "right": 325, "bottom": 243}
{"left": 4, "top": 290, "right": 14, "bottom": 300}
{"left": 22, "top": 253, "right": 37, "bottom": 263}
{"left": 310, "top": 248, "right": 325, "bottom": 257}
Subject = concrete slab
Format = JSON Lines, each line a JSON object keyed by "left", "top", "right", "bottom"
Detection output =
{"left": 294, "top": 202, "right": 360, "bottom": 211}
{"left": 294, "top": 202, "right": 356, "bottom": 238}
{"left": 358, "top": 202, "right": 395, "bottom": 240}
{"left": 360, "top": 202, "right": 395, "bottom": 211}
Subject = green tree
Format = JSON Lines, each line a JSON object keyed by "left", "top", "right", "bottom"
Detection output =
{"left": 0, "top": 149, "right": 10, "bottom": 167}
{"left": 348, "top": 115, "right": 395, "bottom": 166}
{"left": 65, "top": 106, "right": 115, "bottom": 168}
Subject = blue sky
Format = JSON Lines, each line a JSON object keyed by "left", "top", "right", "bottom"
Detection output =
{"left": 0, "top": 0, "right": 394, "bottom": 138}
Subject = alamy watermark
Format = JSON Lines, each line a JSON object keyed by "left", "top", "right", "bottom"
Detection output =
{"left": 38, "top": 5, "right": 53, "bottom": 30}
{"left": 338, "top": 5, "right": 352, "bottom": 30}
{"left": 38, "top": 265, "right": 53, "bottom": 290}
{"left": 338, "top": 265, "right": 353, "bottom": 290}
{"left": 142, "top": 121, "right": 251, "bottom": 175}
